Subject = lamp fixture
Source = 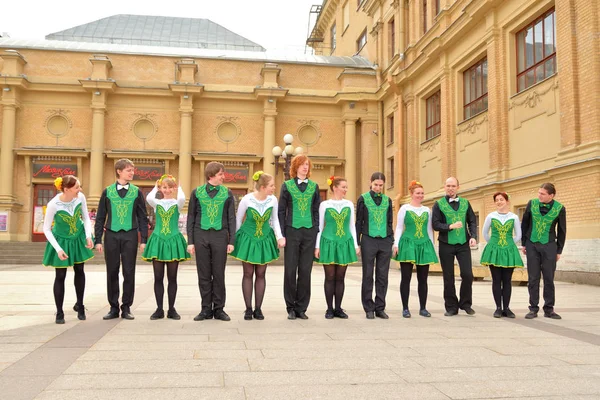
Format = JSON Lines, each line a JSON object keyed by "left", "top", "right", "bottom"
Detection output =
{"left": 94, "top": 90, "right": 101, "bottom": 95}
{"left": 2, "top": 87, "right": 10, "bottom": 92}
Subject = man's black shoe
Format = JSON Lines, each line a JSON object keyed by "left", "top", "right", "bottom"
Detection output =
{"left": 214, "top": 310, "right": 231, "bottom": 321}
{"left": 103, "top": 311, "right": 119, "bottom": 320}
{"left": 525, "top": 311, "right": 538, "bottom": 319}
{"left": 375, "top": 310, "right": 389, "bottom": 319}
{"left": 121, "top": 311, "right": 135, "bottom": 320}
{"left": 295, "top": 311, "right": 309, "bottom": 320}
{"left": 366, "top": 311, "right": 375, "bottom": 319}
{"left": 544, "top": 311, "right": 562, "bottom": 320}
{"left": 444, "top": 310, "right": 458, "bottom": 317}
{"left": 287, "top": 310, "right": 296, "bottom": 320}
{"left": 194, "top": 310, "right": 214, "bottom": 321}
{"left": 462, "top": 307, "right": 476, "bottom": 315}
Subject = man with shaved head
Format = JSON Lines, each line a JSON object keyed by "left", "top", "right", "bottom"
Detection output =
{"left": 432, "top": 177, "right": 478, "bottom": 316}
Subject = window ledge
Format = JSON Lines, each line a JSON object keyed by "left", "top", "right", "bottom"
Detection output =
{"left": 459, "top": 109, "right": 488, "bottom": 125}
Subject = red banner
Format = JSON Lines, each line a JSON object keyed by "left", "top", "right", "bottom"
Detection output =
{"left": 224, "top": 167, "right": 248, "bottom": 184}
{"left": 134, "top": 165, "right": 165, "bottom": 181}
{"left": 32, "top": 163, "right": 77, "bottom": 179}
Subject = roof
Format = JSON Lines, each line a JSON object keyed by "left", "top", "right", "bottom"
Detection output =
{"left": 45, "top": 14, "right": 266, "bottom": 52}
{"left": 0, "top": 37, "right": 374, "bottom": 68}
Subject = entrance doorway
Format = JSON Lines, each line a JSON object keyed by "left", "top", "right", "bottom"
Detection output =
{"left": 32, "top": 184, "right": 57, "bottom": 242}
{"left": 140, "top": 186, "right": 157, "bottom": 237}
{"left": 230, "top": 188, "right": 248, "bottom": 213}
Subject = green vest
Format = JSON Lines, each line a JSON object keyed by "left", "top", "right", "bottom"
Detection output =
{"left": 285, "top": 179, "right": 317, "bottom": 229}
{"left": 402, "top": 210, "right": 430, "bottom": 244}
{"left": 107, "top": 183, "right": 139, "bottom": 231}
{"left": 437, "top": 197, "right": 469, "bottom": 245}
{"left": 530, "top": 199, "right": 563, "bottom": 244}
{"left": 197, "top": 184, "right": 228, "bottom": 230}
{"left": 361, "top": 192, "right": 389, "bottom": 238}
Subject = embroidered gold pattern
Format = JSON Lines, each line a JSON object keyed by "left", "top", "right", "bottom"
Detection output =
{"left": 408, "top": 211, "right": 427, "bottom": 239}
{"left": 492, "top": 219, "right": 512, "bottom": 247}
{"left": 57, "top": 208, "right": 82, "bottom": 236}
{"left": 157, "top": 205, "right": 176, "bottom": 235}
{"left": 329, "top": 208, "right": 349, "bottom": 237}
{"left": 251, "top": 209, "right": 272, "bottom": 237}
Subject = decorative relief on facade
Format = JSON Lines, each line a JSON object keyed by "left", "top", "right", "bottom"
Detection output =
{"left": 131, "top": 114, "right": 158, "bottom": 141}
{"left": 296, "top": 121, "right": 321, "bottom": 147}
{"left": 216, "top": 117, "right": 241, "bottom": 143}
{"left": 456, "top": 113, "right": 489, "bottom": 152}
{"left": 420, "top": 135, "right": 440, "bottom": 153}
{"left": 45, "top": 110, "right": 72, "bottom": 139}
{"left": 509, "top": 78, "right": 559, "bottom": 129}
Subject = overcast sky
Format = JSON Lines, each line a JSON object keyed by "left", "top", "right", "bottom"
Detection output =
{"left": 0, "top": 0, "right": 323, "bottom": 53}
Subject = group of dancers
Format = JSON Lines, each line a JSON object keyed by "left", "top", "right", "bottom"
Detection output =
{"left": 42, "top": 156, "right": 567, "bottom": 324}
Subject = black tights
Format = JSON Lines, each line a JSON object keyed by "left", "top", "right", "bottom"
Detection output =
{"left": 489, "top": 266, "right": 514, "bottom": 309}
{"left": 323, "top": 264, "right": 347, "bottom": 311}
{"left": 54, "top": 264, "right": 85, "bottom": 313}
{"left": 153, "top": 261, "right": 179, "bottom": 310}
{"left": 400, "top": 263, "right": 429, "bottom": 310}
{"left": 242, "top": 262, "right": 267, "bottom": 310}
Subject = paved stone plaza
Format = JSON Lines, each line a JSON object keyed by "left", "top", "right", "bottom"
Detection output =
{"left": 0, "top": 263, "right": 599, "bottom": 400}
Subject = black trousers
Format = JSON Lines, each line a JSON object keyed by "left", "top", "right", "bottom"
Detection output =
{"left": 284, "top": 226, "right": 317, "bottom": 313}
{"left": 104, "top": 229, "right": 138, "bottom": 312}
{"left": 194, "top": 229, "right": 228, "bottom": 311}
{"left": 439, "top": 241, "right": 473, "bottom": 312}
{"left": 526, "top": 241, "right": 557, "bottom": 313}
{"left": 360, "top": 235, "right": 392, "bottom": 312}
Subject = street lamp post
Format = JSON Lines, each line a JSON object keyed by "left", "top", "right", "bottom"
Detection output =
{"left": 272, "top": 133, "right": 303, "bottom": 180}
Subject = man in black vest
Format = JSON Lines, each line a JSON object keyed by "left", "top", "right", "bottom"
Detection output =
{"left": 94, "top": 158, "right": 148, "bottom": 320}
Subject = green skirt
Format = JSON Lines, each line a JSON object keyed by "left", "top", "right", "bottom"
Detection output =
{"left": 142, "top": 233, "right": 191, "bottom": 262}
{"left": 480, "top": 242, "right": 524, "bottom": 268}
{"left": 42, "top": 233, "right": 94, "bottom": 268}
{"left": 393, "top": 236, "right": 438, "bottom": 265}
{"left": 230, "top": 229, "right": 279, "bottom": 265}
{"left": 316, "top": 236, "right": 358, "bottom": 266}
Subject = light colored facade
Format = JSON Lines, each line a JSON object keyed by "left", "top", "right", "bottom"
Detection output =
{"left": 309, "top": 0, "right": 599, "bottom": 272}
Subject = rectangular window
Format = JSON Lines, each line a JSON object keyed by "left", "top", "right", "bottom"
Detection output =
{"left": 515, "top": 205, "right": 527, "bottom": 221}
{"left": 387, "top": 113, "right": 395, "bottom": 144}
{"left": 389, "top": 18, "right": 396, "bottom": 59}
{"left": 331, "top": 24, "right": 336, "bottom": 52}
{"left": 388, "top": 157, "right": 395, "bottom": 188}
{"left": 343, "top": 2, "right": 350, "bottom": 31}
{"left": 425, "top": 90, "right": 441, "bottom": 140}
{"left": 423, "top": 0, "right": 428, "bottom": 34}
{"left": 464, "top": 58, "right": 488, "bottom": 119}
{"left": 357, "top": 29, "right": 367, "bottom": 52}
{"left": 516, "top": 9, "right": 556, "bottom": 92}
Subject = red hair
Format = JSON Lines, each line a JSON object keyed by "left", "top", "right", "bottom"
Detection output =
{"left": 408, "top": 180, "right": 424, "bottom": 194}
{"left": 290, "top": 155, "right": 312, "bottom": 179}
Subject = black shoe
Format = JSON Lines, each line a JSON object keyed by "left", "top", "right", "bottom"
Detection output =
{"left": 493, "top": 308, "right": 502, "bottom": 318}
{"left": 295, "top": 311, "right": 309, "bottom": 320}
{"left": 76, "top": 304, "right": 86, "bottom": 321}
{"left": 334, "top": 309, "right": 348, "bottom": 319}
{"left": 214, "top": 310, "right": 231, "bottom": 321}
{"left": 55, "top": 311, "right": 65, "bottom": 324}
{"left": 150, "top": 309, "right": 164, "bottom": 320}
{"left": 103, "top": 311, "right": 119, "bottom": 320}
{"left": 375, "top": 310, "right": 389, "bottom": 319}
{"left": 462, "top": 307, "right": 476, "bottom": 315}
{"left": 287, "top": 310, "right": 297, "bottom": 320}
{"left": 419, "top": 309, "right": 431, "bottom": 317}
{"left": 72, "top": 302, "right": 79, "bottom": 312}
{"left": 544, "top": 311, "right": 562, "bottom": 320}
{"left": 253, "top": 308, "right": 264, "bottom": 320}
{"left": 525, "top": 311, "right": 538, "bottom": 319}
{"left": 244, "top": 308, "right": 253, "bottom": 321}
{"left": 503, "top": 309, "right": 516, "bottom": 319}
{"left": 167, "top": 309, "right": 181, "bottom": 320}
{"left": 325, "top": 309, "right": 334, "bottom": 319}
{"left": 444, "top": 310, "right": 458, "bottom": 317}
{"left": 193, "top": 310, "right": 214, "bottom": 321}
{"left": 121, "top": 311, "right": 135, "bottom": 320}
{"left": 366, "top": 311, "right": 375, "bottom": 319}
{"left": 402, "top": 309, "right": 411, "bottom": 318}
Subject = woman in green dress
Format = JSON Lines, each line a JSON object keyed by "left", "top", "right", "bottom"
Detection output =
{"left": 393, "top": 180, "right": 438, "bottom": 318}
{"left": 315, "top": 177, "right": 360, "bottom": 319}
{"left": 230, "top": 171, "right": 285, "bottom": 320}
{"left": 480, "top": 192, "right": 524, "bottom": 318}
{"left": 142, "top": 175, "right": 190, "bottom": 320}
{"left": 42, "top": 175, "right": 94, "bottom": 324}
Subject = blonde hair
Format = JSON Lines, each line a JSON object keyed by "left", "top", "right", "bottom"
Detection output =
{"left": 254, "top": 172, "right": 273, "bottom": 191}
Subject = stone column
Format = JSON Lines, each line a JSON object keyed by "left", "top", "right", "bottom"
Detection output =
{"left": 88, "top": 105, "right": 106, "bottom": 205}
{"left": 344, "top": 119, "right": 357, "bottom": 201}
{"left": 263, "top": 113, "right": 276, "bottom": 176}
{"left": 439, "top": 67, "right": 455, "bottom": 179}
{"left": 179, "top": 100, "right": 193, "bottom": 196}
{"left": 0, "top": 103, "right": 17, "bottom": 200}
{"left": 404, "top": 94, "right": 417, "bottom": 182}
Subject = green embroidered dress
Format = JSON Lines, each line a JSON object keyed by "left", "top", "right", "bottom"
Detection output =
{"left": 230, "top": 194, "right": 283, "bottom": 264}
{"left": 393, "top": 205, "right": 438, "bottom": 265}
{"left": 42, "top": 193, "right": 94, "bottom": 268}
{"left": 315, "top": 199, "right": 359, "bottom": 266}
{"left": 142, "top": 187, "right": 191, "bottom": 262}
{"left": 480, "top": 211, "right": 524, "bottom": 268}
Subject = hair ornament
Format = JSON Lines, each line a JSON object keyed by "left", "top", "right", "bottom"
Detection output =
{"left": 54, "top": 177, "right": 63, "bottom": 191}
{"left": 327, "top": 175, "right": 335, "bottom": 186}
{"left": 409, "top": 180, "right": 421, "bottom": 187}
{"left": 252, "top": 171, "right": 264, "bottom": 182}
{"left": 158, "top": 174, "right": 175, "bottom": 185}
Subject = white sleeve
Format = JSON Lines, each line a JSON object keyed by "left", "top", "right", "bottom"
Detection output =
{"left": 79, "top": 193, "right": 92, "bottom": 239}
{"left": 235, "top": 195, "right": 249, "bottom": 234}
{"left": 427, "top": 208, "right": 434, "bottom": 244}
{"left": 512, "top": 214, "right": 522, "bottom": 244}
{"left": 393, "top": 206, "right": 407, "bottom": 247}
{"left": 270, "top": 197, "right": 283, "bottom": 241}
{"left": 146, "top": 185, "right": 159, "bottom": 210}
{"left": 315, "top": 201, "right": 327, "bottom": 249}
{"left": 176, "top": 186, "right": 186, "bottom": 211}
{"left": 43, "top": 201, "right": 63, "bottom": 253}
{"left": 349, "top": 201, "right": 359, "bottom": 248}
{"left": 482, "top": 213, "right": 493, "bottom": 242}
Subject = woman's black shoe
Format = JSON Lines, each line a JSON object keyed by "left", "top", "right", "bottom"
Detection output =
{"left": 493, "top": 308, "right": 502, "bottom": 318}
{"left": 150, "top": 309, "right": 164, "bottom": 320}
{"left": 334, "top": 309, "right": 348, "bottom": 319}
{"left": 77, "top": 304, "right": 86, "bottom": 320}
{"left": 325, "top": 309, "right": 335, "bottom": 319}
{"left": 253, "top": 308, "right": 265, "bottom": 320}
{"left": 55, "top": 312, "right": 65, "bottom": 324}
{"left": 244, "top": 308, "right": 253, "bottom": 320}
{"left": 167, "top": 309, "right": 181, "bottom": 320}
